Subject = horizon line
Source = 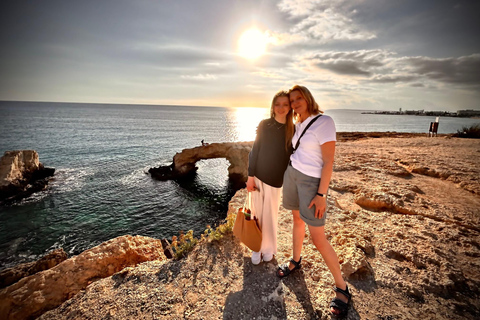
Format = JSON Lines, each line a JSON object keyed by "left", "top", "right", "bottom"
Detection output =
{"left": 0, "top": 99, "right": 475, "bottom": 112}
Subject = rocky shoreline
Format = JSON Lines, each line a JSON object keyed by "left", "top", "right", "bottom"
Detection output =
{"left": 1, "top": 134, "right": 479, "bottom": 319}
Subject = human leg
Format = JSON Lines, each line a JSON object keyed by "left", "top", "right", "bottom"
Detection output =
{"left": 292, "top": 210, "right": 305, "bottom": 263}
{"left": 308, "top": 225, "right": 349, "bottom": 315}
{"left": 279, "top": 166, "right": 307, "bottom": 276}
{"left": 250, "top": 178, "right": 265, "bottom": 264}
{"left": 258, "top": 179, "right": 281, "bottom": 261}
{"left": 277, "top": 210, "right": 305, "bottom": 277}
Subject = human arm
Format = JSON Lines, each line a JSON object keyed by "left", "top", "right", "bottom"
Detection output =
{"left": 247, "top": 121, "right": 263, "bottom": 191}
{"left": 246, "top": 176, "right": 259, "bottom": 192}
{"left": 308, "top": 141, "right": 335, "bottom": 218}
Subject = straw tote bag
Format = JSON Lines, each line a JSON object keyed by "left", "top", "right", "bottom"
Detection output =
{"left": 233, "top": 193, "right": 262, "bottom": 252}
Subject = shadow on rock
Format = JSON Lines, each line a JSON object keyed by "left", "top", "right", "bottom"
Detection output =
{"left": 223, "top": 257, "right": 287, "bottom": 320}
{"left": 282, "top": 269, "right": 322, "bottom": 319}
{"left": 282, "top": 268, "right": 362, "bottom": 319}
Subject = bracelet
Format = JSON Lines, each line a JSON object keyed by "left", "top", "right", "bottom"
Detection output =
{"left": 316, "top": 192, "right": 326, "bottom": 198}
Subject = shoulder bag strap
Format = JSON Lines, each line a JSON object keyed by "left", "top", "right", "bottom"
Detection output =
{"left": 293, "top": 114, "right": 322, "bottom": 152}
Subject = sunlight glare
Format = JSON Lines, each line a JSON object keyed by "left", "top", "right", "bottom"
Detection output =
{"left": 234, "top": 107, "right": 269, "bottom": 141}
{"left": 238, "top": 28, "right": 269, "bottom": 60}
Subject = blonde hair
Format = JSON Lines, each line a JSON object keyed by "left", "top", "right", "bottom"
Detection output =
{"left": 288, "top": 85, "right": 323, "bottom": 121}
{"left": 270, "top": 90, "right": 294, "bottom": 151}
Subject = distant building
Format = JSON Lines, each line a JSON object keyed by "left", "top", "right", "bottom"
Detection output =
{"left": 457, "top": 109, "right": 480, "bottom": 117}
{"left": 404, "top": 109, "right": 424, "bottom": 115}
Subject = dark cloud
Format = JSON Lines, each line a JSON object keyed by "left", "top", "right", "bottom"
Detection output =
{"left": 301, "top": 49, "right": 480, "bottom": 88}
{"left": 369, "top": 74, "right": 419, "bottom": 83}
{"left": 403, "top": 54, "right": 480, "bottom": 85}
{"left": 304, "top": 50, "right": 390, "bottom": 76}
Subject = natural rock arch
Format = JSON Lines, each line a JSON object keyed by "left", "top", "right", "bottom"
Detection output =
{"left": 149, "top": 142, "right": 253, "bottom": 184}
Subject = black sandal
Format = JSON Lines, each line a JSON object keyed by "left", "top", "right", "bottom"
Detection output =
{"left": 276, "top": 257, "right": 302, "bottom": 278}
{"left": 330, "top": 285, "right": 351, "bottom": 318}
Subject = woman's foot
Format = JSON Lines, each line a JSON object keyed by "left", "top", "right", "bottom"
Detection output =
{"left": 263, "top": 253, "right": 274, "bottom": 262}
{"left": 277, "top": 257, "right": 302, "bottom": 278}
{"left": 251, "top": 251, "right": 262, "bottom": 265}
{"left": 330, "top": 285, "right": 351, "bottom": 317}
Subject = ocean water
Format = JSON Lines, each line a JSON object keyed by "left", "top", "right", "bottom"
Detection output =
{"left": 0, "top": 101, "right": 478, "bottom": 269}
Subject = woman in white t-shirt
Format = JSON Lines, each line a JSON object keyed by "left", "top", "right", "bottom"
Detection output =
{"left": 277, "top": 85, "right": 351, "bottom": 318}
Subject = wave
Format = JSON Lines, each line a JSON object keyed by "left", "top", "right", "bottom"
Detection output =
{"left": 51, "top": 167, "right": 97, "bottom": 194}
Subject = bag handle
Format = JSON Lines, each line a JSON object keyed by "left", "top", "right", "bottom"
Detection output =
{"left": 293, "top": 114, "right": 322, "bottom": 153}
{"left": 243, "top": 192, "right": 256, "bottom": 220}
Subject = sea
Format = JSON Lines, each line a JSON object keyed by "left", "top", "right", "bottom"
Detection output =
{"left": 1, "top": 101, "right": 478, "bottom": 269}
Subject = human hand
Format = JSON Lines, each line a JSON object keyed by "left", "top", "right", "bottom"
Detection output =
{"left": 308, "top": 195, "right": 326, "bottom": 219}
{"left": 246, "top": 176, "right": 258, "bottom": 192}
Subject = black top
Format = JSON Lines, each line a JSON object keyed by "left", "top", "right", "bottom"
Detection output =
{"left": 248, "top": 118, "right": 293, "bottom": 188}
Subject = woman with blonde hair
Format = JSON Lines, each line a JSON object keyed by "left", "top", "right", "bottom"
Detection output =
{"left": 277, "top": 85, "right": 351, "bottom": 317}
{"left": 246, "top": 90, "right": 294, "bottom": 265}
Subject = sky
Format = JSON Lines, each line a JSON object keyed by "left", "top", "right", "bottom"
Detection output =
{"left": 1, "top": 0, "right": 479, "bottom": 111}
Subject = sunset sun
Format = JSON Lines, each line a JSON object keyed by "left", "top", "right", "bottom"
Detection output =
{"left": 238, "top": 28, "right": 268, "bottom": 60}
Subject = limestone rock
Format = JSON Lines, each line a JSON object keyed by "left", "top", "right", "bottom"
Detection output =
{"left": 0, "top": 235, "right": 165, "bottom": 320}
{"left": 0, "top": 150, "right": 55, "bottom": 204}
{"left": 339, "top": 246, "right": 370, "bottom": 278}
{"left": 0, "top": 150, "right": 41, "bottom": 186}
{"left": 149, "top": 142, "right": 253, "bottom": 185}
{"left": 0, "top": 249, "right": 67, "bottom": 289}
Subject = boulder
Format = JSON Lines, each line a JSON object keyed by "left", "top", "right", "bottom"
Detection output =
{"left": 0, "top": 150, "right": 55, "bottom": 204}
{"left": 0, "top": 249, "right": 68, "bottom": 289}
{"left": 0, "top": 235, "right": 165, "bottom": 320}
{"left": 0, "top": 150, "right": 40, "bottom": 187}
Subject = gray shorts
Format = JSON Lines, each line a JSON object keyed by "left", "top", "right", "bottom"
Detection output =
{"left": 282, "top": 165, "right": 327, "bottom": 227}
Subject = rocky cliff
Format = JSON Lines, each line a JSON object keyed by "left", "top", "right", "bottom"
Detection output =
{"left": 0, "top": 235, "right": 166, "bottom": 320}
{"left": 2, "top": 135, "right": 479, "bottom": 319}
{"left": 0, "top": 150, "right": 55, "bottom": 205}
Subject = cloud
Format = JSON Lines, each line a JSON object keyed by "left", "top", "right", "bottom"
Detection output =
{"left": 301, "top": 50, "right": 391, "bottom": 76}
{"left": 410, "top": 83, "right": 425, "bottom": 87}
{"left": 295, "top": 49, "right": 480, "bottom": 89}
{"left": 400, "top": 54, "right": 480, "bottom": 85}
{"left": 180, "top": 74, "right": 218, "bottom": 81}
{"left": 291, "top": 9, "right": 376, "bottom": 42}
{"left": 369, "top": 74, "right": 419, "bottom": 83}
{"left": 278, "top": 0, "right": 350, "bottom": 17}
{"left": 276, "top": 0, "right": 376, "bottom": 44}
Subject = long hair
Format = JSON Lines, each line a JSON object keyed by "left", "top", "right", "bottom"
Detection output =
{"left": 270, "top": 90, "right": 294, "bottom": 151}
{"left": 288, "top": 85, "right": 323, "bottom": 122}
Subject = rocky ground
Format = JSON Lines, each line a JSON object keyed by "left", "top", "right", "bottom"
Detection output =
{"left": 6, "top": 134, "right": 480, "bottom": 319}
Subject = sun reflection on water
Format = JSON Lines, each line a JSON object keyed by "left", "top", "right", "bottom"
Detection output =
{"left": 233, "top": 107, "right": 269, "bottom": 141}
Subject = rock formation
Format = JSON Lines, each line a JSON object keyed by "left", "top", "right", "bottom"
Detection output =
{"left": 0, "top": 150, "right": 55, "bottom": 205}
{"left": 0, "top": 249, "right": 67, "bottom": 289}
{"left": 149, "top": 142, "right": 253, "bottom": 185}
{"left": 36, "top": 136, "right": 480, "bottom": 320}
{"left": 0, "top": 235, "right": 166, "bottom": 320}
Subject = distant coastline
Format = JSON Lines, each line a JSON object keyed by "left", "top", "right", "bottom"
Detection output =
{"left": 361, "top": 109, "right": 480, "bottom": 118}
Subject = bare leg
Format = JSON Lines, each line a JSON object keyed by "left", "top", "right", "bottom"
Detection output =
{"left": 292, "top": 210, "right": 305, "bottom": 263}
{"left": 308, "top": 225, "right": 348, "bottom": 311}
{"left": 278, "top": 210, "right": 305, "bottom": 276}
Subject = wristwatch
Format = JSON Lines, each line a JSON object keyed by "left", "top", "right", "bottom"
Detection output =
{"left": 316, "top": 192, "right": 326, "bottom": 198}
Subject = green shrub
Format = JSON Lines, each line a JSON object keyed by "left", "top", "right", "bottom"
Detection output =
{"left": 454, "top": 124, "right": 480, "bottom": 138}
{"left": 171, "top": 230, "right": 198, "bottom": 259}
{"left": 170, "top": 209, "right": 237, "bottom": 259}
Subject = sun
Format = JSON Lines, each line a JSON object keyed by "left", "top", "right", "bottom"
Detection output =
{"left": 238, "top": 28, "right": 268, "bottom": 60}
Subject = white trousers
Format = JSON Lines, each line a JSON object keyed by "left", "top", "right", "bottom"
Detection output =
{"left": 250, "top": 177, "right": 281, "bottom": 256}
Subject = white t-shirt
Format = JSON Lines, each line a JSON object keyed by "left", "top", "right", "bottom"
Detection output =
{"left": 290, "top": 114, "right": 336, "bottom": 178}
